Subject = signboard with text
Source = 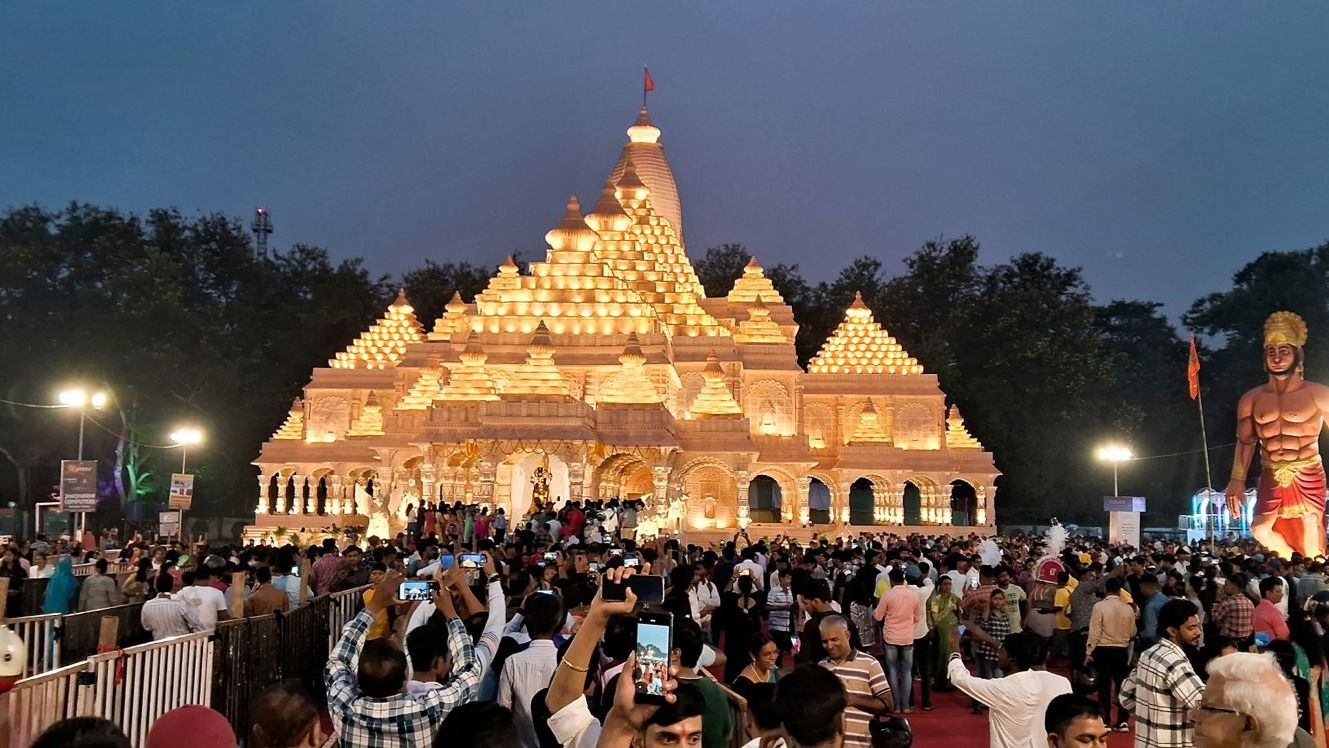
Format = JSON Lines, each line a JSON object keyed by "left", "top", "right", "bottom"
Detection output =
{"left": 159, "top": 511, "right": 180, "bottom": 537}
{"left": 168, "top": 473, "right": 194, "bottom": 510}
{"left": 1103, "top": 496, "right": 1146, "bottom": 513}
{"left": 59, "top": 460, "right": 98, "bottom": 513}
{"left": 1109, "top": 511, "right": 1142, "bottom": 548}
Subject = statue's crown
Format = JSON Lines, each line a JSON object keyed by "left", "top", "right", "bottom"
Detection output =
{"left": 1264, "top": 311, "right": 1309, "bottom": 348}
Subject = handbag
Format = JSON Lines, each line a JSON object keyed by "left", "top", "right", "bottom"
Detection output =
{"left": 869, "top": 714, "right": 913, "bottom": 748}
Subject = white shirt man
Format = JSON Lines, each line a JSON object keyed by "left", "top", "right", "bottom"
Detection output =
{"left": 732, "top": 558, "right": 766, "bottom": 592}
{"left": 177, "top": 581, "right": 228, "bottom": 631}
{"left": 688, "top": 577, "right": 722, "bottom": 631}
{"left": 499, "top": 638, "right": 559, "bottom": 748}
{"left": 947, "top": 649, "right": 1071, "bottom": 747}
{"left": 141, "top": 592, "right": 200, "bottom": 640}
{"left": 912, "top": 577, "right": 935, "bottom": 640}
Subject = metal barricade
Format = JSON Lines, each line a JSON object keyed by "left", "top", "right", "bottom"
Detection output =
{"left": 58, "top": 602, "right": 147, "bottom": 665}
{"left": 280, "top": 597, "right": 331, "bottom": 705}
{"left": 0, "top": 660, "right": 86, "bottom": 748}
{"left": 326, "top": 585, "right": 369, "bottom": 650}
{"left": 1, "top": 614, "right": 61, "bottom": 676}
{"left": 84, "top": 631, "right": 214, "bottom": 747}
{"left": 210, "top": 615, "right": 282, "bottom": 736}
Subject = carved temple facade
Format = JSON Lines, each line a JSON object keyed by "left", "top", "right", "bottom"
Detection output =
{"left": 250, "top": 105, "right": 999, "bottom": 540}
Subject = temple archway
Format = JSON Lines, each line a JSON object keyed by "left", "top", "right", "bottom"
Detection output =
{"left": 498, "top": 452, "right": 570, "bottom": 518}
{"left": 849, "top": 478, "right": 876, "bottom": 526}
{"left": 747, "top": 475, "right": 781, "bottom": 523}
{"left": 950, "top": 480, "right": 978, "bottom": 526}
{"left": 902, "top": 481, "right": 923, "bottom": 525}
{"left": 593, "top": 453, "right": 654, "bottom": 501}
{"left": 808, "top": 478, "right": 832, "bottom": 524}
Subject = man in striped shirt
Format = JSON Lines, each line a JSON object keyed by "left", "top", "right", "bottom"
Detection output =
{"left": 1120, "top": 599, "right": 1205, "bottom": 748}
{"left": 819, "top": 614, "right": 892, "bottom": 748}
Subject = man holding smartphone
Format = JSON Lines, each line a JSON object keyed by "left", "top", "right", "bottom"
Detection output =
{"left": 324, "top": 569, "right": 484, "bottom": 746}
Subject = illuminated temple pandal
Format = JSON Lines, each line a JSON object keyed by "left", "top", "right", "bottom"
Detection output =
{"left": 250, "top": 102, "right": 999, "bottom": 542}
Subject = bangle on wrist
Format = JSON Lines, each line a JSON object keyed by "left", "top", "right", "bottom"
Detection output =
{"left": 560, "top": 659, "right": 589, "bottom": 673}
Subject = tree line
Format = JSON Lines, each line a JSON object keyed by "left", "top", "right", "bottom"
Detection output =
{"left": 1, "top": 203, "right": 1325, "bottom": 527}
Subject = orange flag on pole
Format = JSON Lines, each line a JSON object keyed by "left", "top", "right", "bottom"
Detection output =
{"left": 644, "top": 67, "right": 655, "bottom": 93}
{"left": 1188, "top": 334, "right": 1201, "bottom": 400}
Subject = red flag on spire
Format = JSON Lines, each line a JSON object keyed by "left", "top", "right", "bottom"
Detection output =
{"left": 644, "top": 67, "right": 655, "bottom": 94}
{"left": 1188, "top": 334, "right": 1201, "bottom": 400}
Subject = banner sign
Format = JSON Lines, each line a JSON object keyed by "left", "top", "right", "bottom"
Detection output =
{"left": 169, "top": 473, "right": 194, "bottom": 510}
{"left": 59, "top": 460, "right": 98, "bottom": 513}
{"left": 1109, "top": 511, "right": 1142, "bottom": 548}
{"left": 159, "top": 511, "right": 180, "bottom": 537}
{"left": 1103, "top": 496, "right": 1146, "bottom": 513}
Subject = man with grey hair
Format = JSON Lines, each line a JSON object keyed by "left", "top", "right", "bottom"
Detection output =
{"left": 818, "top": 613, "right": 892, "bottom": 748}
{"left": 1191, "top": 651, "right": 1311, "bottom": 748}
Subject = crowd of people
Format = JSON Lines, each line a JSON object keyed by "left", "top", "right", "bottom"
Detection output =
{"left": 18, "top": 496, "right": 1329, "bottom": 748}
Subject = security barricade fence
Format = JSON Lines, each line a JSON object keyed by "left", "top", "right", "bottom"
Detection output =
{"left": 0, "top": 584, "right": 369, "bottom": 747}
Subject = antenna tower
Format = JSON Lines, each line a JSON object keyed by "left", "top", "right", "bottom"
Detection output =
{"left": 251, "top": 207, "right": 273, "bottom": 257}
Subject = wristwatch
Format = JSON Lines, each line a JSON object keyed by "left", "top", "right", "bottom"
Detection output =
{"left": 488, "top": 574, "right": 503, "bottom": 585}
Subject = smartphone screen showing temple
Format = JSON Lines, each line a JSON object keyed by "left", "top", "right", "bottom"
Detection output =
{"left": 634, "top": 621, "right": 670, "bottom": 699}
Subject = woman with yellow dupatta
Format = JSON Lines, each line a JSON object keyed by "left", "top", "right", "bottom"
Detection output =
{"left": 929, "top": 575, "right": 962, "bottom": 691}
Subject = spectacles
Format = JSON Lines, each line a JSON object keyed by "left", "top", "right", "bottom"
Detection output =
{"left": 1190, "top": 705, "right": 1243, "bottom": 719}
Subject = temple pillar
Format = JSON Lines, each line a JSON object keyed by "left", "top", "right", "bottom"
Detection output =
{"left": 872, "top": 484, "right": 888, "bottom": 525}
{"left": 303, "top": 475, "right": 316, "bottom": 515}
{"left": 978, "top": 484, "right": 994, "bottom": 526}
{"left": 475, "top": 461, "right": 496, "bottom": 509}
{"left": 420, "top": 463, "right": 435, "bottom": 506}
{"left": 837, "top": 482, "right": 853, "bottom": 526}
{"left": 937, "top": 481, "right": 953, "bottom": 525}
{"left": 256, "top": 474, "right": 269, "bottom": 514}
{"left": 275, "top": 475, "right": 289, "bottom": 514}
{"left": 568, "top": 462, "right": 587, "bottom": 503}
{"left": 885, "top": 483, "right": 904, "bottom": 526}
{"left": 797, "top": 476, "right": 811, "bottom": 525}
{"left": 787, "top": 475, "right": 808, "bottom": 523}
{"left": 735, "top": 470, "right": 751, "bottom": 529}
{"left": 329, "top": 475, "right": 343, "bottom": 515}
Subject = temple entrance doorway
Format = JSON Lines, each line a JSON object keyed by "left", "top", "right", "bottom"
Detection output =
{"left": 681, "top": 465, "right": 738, "bottom": 530}
{"left": 808, "top": 478, "right": 832, "bottom": 524}
{"left": 747, "top": 475, "right": 781, "bottom": 523}
{"left": 497, "top": 453, "right": 570, "bottom": 519}
{"left": 902, "top": 482, "right": 923, "bottom": 525}
{"left": 849, "top": 478, "right": 876, "bottom": 526}
{"left": 950, "top": 480, "right": 977, "bottom": 526}
{"left": 594, "top": 454, "right": 654, "bottom": 501}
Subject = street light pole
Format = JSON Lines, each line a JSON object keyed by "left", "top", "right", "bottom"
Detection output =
{"left": 1113, "top": 462, "right": 1119, "bottom": 497}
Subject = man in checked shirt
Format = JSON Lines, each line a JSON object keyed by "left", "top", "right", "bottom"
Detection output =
{"left": 325, "top": 569, "right": 488, "bottom": 747}
{"left": 1120, "top": 599, "right": 1205, "bottom": 748}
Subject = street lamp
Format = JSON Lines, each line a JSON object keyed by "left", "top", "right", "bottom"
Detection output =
{"left": 1095, "top": 444, "right": 1134, "bottom": 496}
{"left": 57, "top": 387, "right": 110, "bottom": 460}
{"left": 169, "top": 427, "right": 204, "bottom": 472}
{"left": 57, "top": 387, "right": 109, "bottom": 537}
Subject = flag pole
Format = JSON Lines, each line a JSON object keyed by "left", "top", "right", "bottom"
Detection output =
{"left": 1197, "top": 386, "right": 1216, "bottom": 548}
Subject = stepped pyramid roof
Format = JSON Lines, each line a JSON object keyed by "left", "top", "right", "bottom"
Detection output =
{"left": 396, "top": 358, "right": 445, "bottom": 410}
{"left": 688, "top": 354, "right": 743, "bottom": 418}
{"left": 429, "top": 292, "right": 469, "bottom": 340}
{"left": 330, "top": 289, "right": 425, "bottom": 369}
{"left": 347, "top": 392, "right": 385, "bottom": 436}
{"left": 848, "top": 400, "right": 891, "bottom": 444}
{"left": 808, "top": 292, "right": 923, "bottom": 375}
{"left": 504, "top": 322, "right": 571, "bottom": 399}
{"left": 438, "top": 337, "right": 499, "bottom": 402}
{"left": 946, "top": 407, "right": 984, "bottom": 450}
{"left": 734, "top": 296, "right": 786, "bottom": 344}
{"left": 470, "top": 199, "right": 663, "bottom": 337}
{"left": 727, "top": 257, "right": 786, "bottom": 306}
{"left": 599, "top": 332, "right": 663, "bottom": 404}
{"left": 271, "top": 398, "right": 304, "bottom": 440}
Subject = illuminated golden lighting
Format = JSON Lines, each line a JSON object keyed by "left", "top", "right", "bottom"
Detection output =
{"left": 808, "top": 291, "right": 923, "bottom": 375}
{"left": 271, "top": 398, "right": 304, "bottom": 440}
{"left": 330, "top": 289, "right": 424, "bottom": 369}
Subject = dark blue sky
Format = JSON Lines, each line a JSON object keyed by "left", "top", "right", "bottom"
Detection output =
{"left": 4, "top": 3, "right": 1327, "bottom": 318}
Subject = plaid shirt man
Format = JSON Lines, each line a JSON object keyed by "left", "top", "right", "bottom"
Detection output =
{"left": 325, "top": 609, "right": 481, "bottom": 747}
{"left": 1119, "top": 637, "right": 1204, "bottom": 748}
{"left": 1211, "top": 593, "right": 1254, "bottom": 639}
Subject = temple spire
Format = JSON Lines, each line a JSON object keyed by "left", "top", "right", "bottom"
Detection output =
{"left": 687, "top": 354, "right": 743, "bottom": 418}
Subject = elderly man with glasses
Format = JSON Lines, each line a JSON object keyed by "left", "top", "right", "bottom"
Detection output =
{"left": 1191, "top": 651, "right": 1311, "bottom": 748}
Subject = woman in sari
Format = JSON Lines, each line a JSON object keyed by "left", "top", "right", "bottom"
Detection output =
{"left": 929, "top": 575, "right": 962, "bottom": 691}
{"left": 42, "top": 557, "right": 78, "bottom": 615}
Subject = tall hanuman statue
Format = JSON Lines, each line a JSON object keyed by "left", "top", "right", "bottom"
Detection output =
{"left": 1226, "top": 311, "right": 1329, "bottom": 558}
